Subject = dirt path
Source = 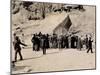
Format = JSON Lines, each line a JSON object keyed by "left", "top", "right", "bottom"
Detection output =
{"left": 12, "top": 48, "right": 95, "bottom": 74}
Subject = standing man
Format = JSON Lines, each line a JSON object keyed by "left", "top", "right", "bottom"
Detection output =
{"left": 65, "top": 35, "right": 69, "bottom": 48}
{"left": 35, "top": 35, "right": 40, "bottom": 51}
{"left": 87, "top": 37, "right": 93, "bottom": 53}
{"left": 85, "top": 35, "right": 89, "bottom": 49}
{"left": 58, "top": 36, "right": 62, "bottom": 49}
{"left": 71, "top": 36, "right": 75, "bottom": 48}
{"left": 61, "top": 35, "right": 64, "bottom": 48}
{"left": 13, "top": 34, "right": 27, "bottom": 62}
{"left": 31, "top": 34, "right": 36, "bottom": 51}
{"left": 41, "top": 35, "right": 47, "bottom": 55}
{"left": 77, "top": 36, "right": 82, "bottom": 50}
{"left": 21, "top": 33, "right": 25, "bottom": 49}
{"left": 45, "top": 34, "right": 50, "bottom": 49}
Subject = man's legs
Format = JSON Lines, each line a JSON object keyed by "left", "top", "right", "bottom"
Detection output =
{"left": 90, "top": 48, "right": 93, "bottom": 53}
{"left": 33, "top": 44, "right": 35, "bottom": 51}
{"left": 15, "top": 51, "right": 18, "bottom": 62}
{"left": 87, "top": 48, "right": 90, "bottom": 53}
{"left": 44, "top": 48, "right": 46, "bottom": 54}
{"left": 37, "top": 44, "right": 40, "bottom": 51}
{"left": 18, "top": 50, "right": 23, "bottom": 60}
{"left": 43, "top": 48, "right": 45, "bottom": 55}
{"left": 86, "top": 44, "right": 88, "bottom": 49}
{"left": 43, "top": 48, "right": 46, "bottom": 55}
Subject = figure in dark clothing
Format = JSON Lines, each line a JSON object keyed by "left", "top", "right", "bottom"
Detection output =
{"left": 77, "top": 37, "right": 82, "bottom": 50}
{"left": 55, "top": 36, "right": 58, "bottom": 48}
{"left": 31, "top": 34, "right": 40, "bottom": 51}
{"left": 87, "top": 37, "right": 93, "bottom": 53}
{"left": 71, "top": 36, "right": 76, "bottom": 48}
{"left": 85, "top": 35, "right": 88, "bottom": 49}
{"left": 31, "top": 34, "right": 36, "bottom": 51}
{"left": 58, "top": 36, "right": 62, "bottom": 49}
{"left": 13, "top": 36, "right": 27, "bottom": 62}
{"left": 71, "top": 35, "right": 78, "bottom": 48}
{"left": 63, "top": 36, "right": 66, "bottom": 48}
{"left": 35, "top": 36, "right": 40, "bottom": 51}
{"left": 52, "top": 34, "right": 57, "bottom": 48}
{"left": 45, "top": 34, "right": 50, "bottom": 48}
{"left": 64, "top": 36, "right": 69, "bottom": 48}
{"left": 49, "top": 36, "right": 53, "bottom": 48}
{"left": 61, "top": 36, "right": 64, "bottom": 48}
{"left": 41, "top": 35, "right": 47, "bottom": 55}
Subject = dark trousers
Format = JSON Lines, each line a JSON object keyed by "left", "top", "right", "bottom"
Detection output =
{"left": 37, "top": 44, "right": 40, "bottom": 51}
{"left": 65, "top": 43, "right": 69, "bottom": 48}
{"left": 43, "top": 48, "right": 46, "bottom": 55}
{"left": 32, "top": 44, "right": 35, "bottom": 51}
{"left": 86, "top": 43, "right": 88, "bottom": 49}
{"left": 15, "top": 50, "right": 23, "bottom": 61}
{"left": 87, "top": 48, "right": 93, "bottom": 53}
{"left": 34, "top": 44, "right": 40, "bottom": 51}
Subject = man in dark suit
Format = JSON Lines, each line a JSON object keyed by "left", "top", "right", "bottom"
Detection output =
{"left": 13, "top": 34, "right": 27, "bottom": 62}
{"left": 85, "top": 35, "right": 89, "bottom": 49}
{"left": 87, "top": 37, "right": 93, "bottom": 53}
{"left": 41, "top": 35, "right": 47, "bottom": 55}
{"left": 64, "top": 35, "right": 69, "bottom": 48}
{"left": 31, "top": 34, "right": 36, "bottom": 51}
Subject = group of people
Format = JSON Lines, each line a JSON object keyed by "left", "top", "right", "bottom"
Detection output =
{"left": 31, "top": 32, "right": 94, "bottom": 53}
{"left": 13, "top": 32, "right": 94, "bottom": 62}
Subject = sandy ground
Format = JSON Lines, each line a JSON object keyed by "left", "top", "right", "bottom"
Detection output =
{"left": 12, "top": 48, "right": 95, "bottom": 74}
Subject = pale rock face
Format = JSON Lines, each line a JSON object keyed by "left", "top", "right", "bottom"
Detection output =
{"left": 12, "top": 0, "right": 95, "bottom": 46}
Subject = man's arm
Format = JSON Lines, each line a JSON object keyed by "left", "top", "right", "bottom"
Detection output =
{"left": 19, "top": 39, "right": 27, "bottom": 46}
{"left": 31, "top": 37, "right": 34, "bottom": 43}
{"left": 20, "top": 42, "right": 27, "bottom": 46}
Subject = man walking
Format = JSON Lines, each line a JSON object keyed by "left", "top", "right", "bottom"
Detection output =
{"left": 87, "top": 37, "right": 93, "bottom": 53}
{"left": 13, "top": 33, "right": 27, "bottom": 62}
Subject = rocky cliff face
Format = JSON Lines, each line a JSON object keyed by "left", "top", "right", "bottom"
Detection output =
{"left": 11, "top": 0, "right": 95, "bottom": 47}
{"left": 12, "top": 0, "right": 63, "bottom": 26}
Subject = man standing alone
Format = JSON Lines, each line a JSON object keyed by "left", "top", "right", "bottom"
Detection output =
{"left": 13, "top": 33, "right": 27, "bottom": 62}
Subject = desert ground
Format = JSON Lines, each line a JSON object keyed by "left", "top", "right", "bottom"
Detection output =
{"left": 12, "top": 48, "right": 95, "bottom": 74}
{"left": 11, "top": 1, "right": 96, "bottom": 74}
